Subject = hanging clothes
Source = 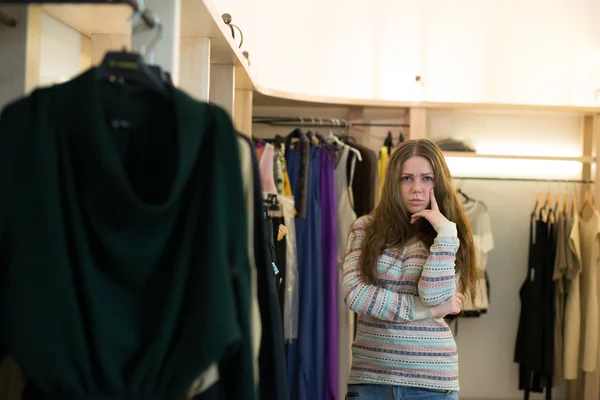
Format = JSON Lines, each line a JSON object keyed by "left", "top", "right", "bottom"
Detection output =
{"left": 460, "top": 200, "right": 494, "bottom": 314}
{"left": 285, "top": 143, "right": 325, "bottom": 400}
{"left": 0, "top": 69, "right": 255, "bottom": 399}
{"left": 568, "top": 209, "right": 600, "bottom": 400}
{"left": 284, "top": 146, "right": 303, "bottom": 396}
{"left": 285, "top": 132, "right": 310, "bottom": 218}
{"left": 239, "top": 135, "right": 262, "bottom": 390}
{"left": 551, "top": 209, "right": 567, "bottom": 387}
{"left": 287, "top": 146, "right": 324, "bottom": 400}
{"left": 335, "top": 145, "right": 358, "bottom": 400}
{"left": 258, "top": 142, "right": 278, "bottom": 195}
{"left": 514, "top": 211, "right": 556, "bottom": 399}
{"left": 377, "top": 146, "right": 389, "bottom": 203}
{"left": 319, "top": 146, "right": 339, "bottom": 400}
{"left": 280, "top": 195, "right": 299, "bottom": 344}
{"left": 346, "top": 141, "right": 377, "bottom": 217}
{"left": 563, "top": 211, "right": 582, "bottom": 381}
{"left": 190, "top": 134, "right": 262, "bottom": 398}
{"left": 232, "top": 135, "right": 291, "bottom": 400}
{"left": 273, "top": 139, "right": 291, "bottom": 196}
{"left": 336, "top": 145, "right": 358, "bottom": 259}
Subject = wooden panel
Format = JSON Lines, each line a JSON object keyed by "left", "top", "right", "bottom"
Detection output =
{"left": 233, "top": 88, "right": 252, "bottom": 136}
{"left": 179, "top": 36, "right": 210, "bottom": 102}
{"left": 42, "top": 4, "right": 130, "bottom": 37}
{"left": 39, "top": 0, "right": 255, "bottom": 91}
{"left": 210, "top": 64, "right": 235, "bottom": 117}
{"left": 595, "top": 115, "right": 600, "bottom": 203}
{"left": 0, "top": 4, "right": 35, "bottom": 108}
{"left": 25, "top": 5, "right": 41, "bottom": 93}
{"left": 581, "top": 115, "right": 594, "bottom": 180}
{"left": 90, "top": 34, "right": 130, "bottom": 65}
{"left": 408, "top": 107, "right": 427, "bottom": 139}
{"left": 348, "top": 107, "right": 365, "bottom": 144}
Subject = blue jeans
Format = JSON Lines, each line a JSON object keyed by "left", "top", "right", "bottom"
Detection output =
{"left": 346, "top": 384, "right": 459, "bottom": 399}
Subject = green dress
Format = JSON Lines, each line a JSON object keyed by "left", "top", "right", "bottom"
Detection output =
{"left": 0, "top": 68, "right": 253, "bottom": 400}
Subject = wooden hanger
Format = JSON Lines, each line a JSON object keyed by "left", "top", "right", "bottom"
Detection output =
{"left": 572, "top": 191, "right": 578, "bottom": 218}
{"left": 580, "top": 190, "right": 596, "bottom": 214}
{"left": 564, "top": 192, "right": 569, "bottom": 216}
{"left": 533, "top": 192, "right": 544, "bottom": 218}
{"left": 546, "top": 192, "right": 554, "bottom": 224}
{"left": 555, "top": 192, "right": 563, "bottom": 214}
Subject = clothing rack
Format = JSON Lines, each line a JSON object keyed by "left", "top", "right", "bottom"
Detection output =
{"left": 0, "top": 0, "right": 158, "bottom": 28}
{"left": 454, "top": 176, "right": 595, "bottom": 184}
{"left": 0, "top": 10, "right": 16, "bottom": 27}
{"left": 253, "top": 116, "right": 409, "bottom": 128}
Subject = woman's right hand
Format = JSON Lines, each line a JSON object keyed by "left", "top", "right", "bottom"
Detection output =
{"left": 431, "top": 292, "right": 464, "bottom": 318}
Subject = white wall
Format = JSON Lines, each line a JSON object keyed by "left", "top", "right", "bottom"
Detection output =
{"left": 215, "top": 0, "right": 600, "bottom": 106}
{"left": 38, "top": 12, "right": 82, "bottom": 87}
{"left": 253, "top": 106, "right": 581, "bottom": 399}
{"left": 427, "top": 109, "right": 580, "bottom": 400}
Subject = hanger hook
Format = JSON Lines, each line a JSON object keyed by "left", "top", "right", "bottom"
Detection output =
{"left": 130, "top": 0, "right": 163, "bottom": 63}
{"left": 145, "top": 16, "right": 163, "bottom": 63}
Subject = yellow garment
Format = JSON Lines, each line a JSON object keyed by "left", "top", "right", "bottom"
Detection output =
{"left": 282, "top": 165, "right": 293, "bottom": 198}
{"left": 377, "top": 146, "right": 389, "bottom": 202}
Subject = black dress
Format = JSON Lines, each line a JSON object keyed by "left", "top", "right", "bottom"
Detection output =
{"left": 514, "top": 211, "right": 556, "bottom": 400}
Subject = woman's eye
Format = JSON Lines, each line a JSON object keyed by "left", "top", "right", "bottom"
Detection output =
{"left": 423, "top": 176, "right": 433, "bottom": 182}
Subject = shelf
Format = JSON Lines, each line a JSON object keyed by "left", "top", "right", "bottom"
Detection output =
{"left": 254, "top": 89, "right": 600, "bottom": 115}
{"left": 443, "top": 152, "right": 596, "bottom": 163}
{"left": 24, "top": 0, "right": 600, "bottom": 113}
{"left": 39, "top": 0, "right": 255, "bottom": 90}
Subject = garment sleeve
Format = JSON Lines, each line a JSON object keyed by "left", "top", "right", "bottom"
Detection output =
{"left": 211, "top": 107, "right": 256, "bottom": 400}
{"left": 417, "top": 222, "right": 460, "bottom": 307}
{"left": 478, "top": 211, "right": 494, "bottom": 254}
{"left": 342, "top": 219, "right": 432, "bottom": 322}
{"left": 563, "top": 220, "right": 582, "bottom": 379}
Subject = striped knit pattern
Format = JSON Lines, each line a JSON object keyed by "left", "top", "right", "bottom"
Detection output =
{"left": 342, "top": 216, "right": 460, "bottom": 391}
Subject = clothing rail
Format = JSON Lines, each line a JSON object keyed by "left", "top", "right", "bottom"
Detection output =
{"left": 0, "top": 10, "right": 16, "bottom": 27}
{"left": 453, "top": 176, "right": 595, "bottom": 184}
{"left": 0, "top": 0, "right": 157, "bottom": 29}
{"left": 253, "top": 116, "right": 409, "bottom": 128}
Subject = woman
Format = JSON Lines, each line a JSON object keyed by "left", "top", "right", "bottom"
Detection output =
{"left": 342, "top": 139, "right": 477, "bottom": 399}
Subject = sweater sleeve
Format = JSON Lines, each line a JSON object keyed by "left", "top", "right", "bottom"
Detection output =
{"left": 342, "top": 219, "right": 433, "bottom": 322}
{"left": 417, "top": 222, "right": 460, "bottom": 307}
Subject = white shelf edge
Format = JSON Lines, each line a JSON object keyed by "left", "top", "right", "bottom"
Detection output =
{"left": 254, "top": 87, "right": 600, "bottom": 114}
{"left": 443, "top": 152, "right": 596, "bottom": 163}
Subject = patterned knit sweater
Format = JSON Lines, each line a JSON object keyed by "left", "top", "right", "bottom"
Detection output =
{"left": 342, "top": 216, "right": 460, "bottom": 391}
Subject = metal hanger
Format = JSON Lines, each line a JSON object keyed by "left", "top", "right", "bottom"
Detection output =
{"left": 326, "top": 124, "right": 362, "bottom": 162}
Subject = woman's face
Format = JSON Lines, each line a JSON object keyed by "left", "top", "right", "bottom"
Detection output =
{"left": 400, "top": 156, "right": 435, "bottom": 214}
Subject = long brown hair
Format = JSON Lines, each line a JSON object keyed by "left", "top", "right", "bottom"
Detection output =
{"left": 359, "top": 139, "right": 478, "bottom": 305}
